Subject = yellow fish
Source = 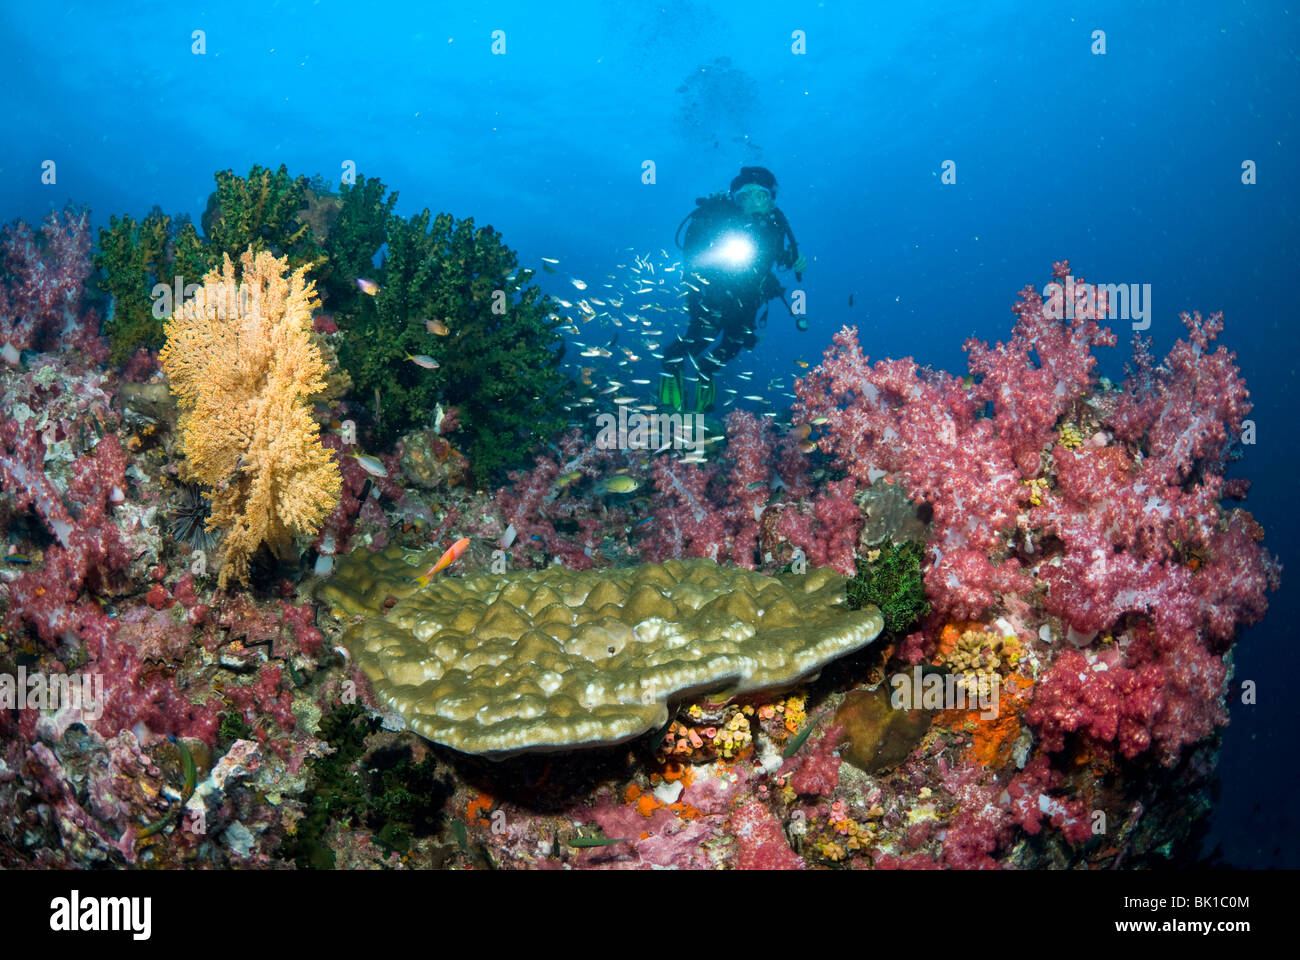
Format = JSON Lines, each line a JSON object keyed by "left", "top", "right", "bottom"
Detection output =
{"left": 349, "top": 451, "right": 389, "bottom": 477}
{"left": 599, "top": 475, "right": 639, "bottom": 495}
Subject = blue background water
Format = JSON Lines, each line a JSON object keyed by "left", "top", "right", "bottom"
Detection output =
{"left": 1, "top": 0, "right": 1295, "bottom": 866}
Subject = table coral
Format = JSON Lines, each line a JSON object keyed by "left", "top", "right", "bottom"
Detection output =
{"left": 324, "top": 550, "right": 883, "bottom": 755}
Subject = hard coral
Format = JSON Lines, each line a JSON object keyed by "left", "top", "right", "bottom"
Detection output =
{"left": 326, "top": 548, "right": 883, "bottom": 755}
{"left": 94, "top": 208, "right": 207, "bottom": 363}
{"left": 847, "top": 540, "right": 929, "bottom": 637}
{"left": 335, "top": 207, "right": 571, "bottom": 479}
{"left": 202, "top": 164, "right": 322, "bottom": 272}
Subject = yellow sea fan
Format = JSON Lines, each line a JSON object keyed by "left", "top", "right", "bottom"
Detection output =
{"left": 160, "top": 248, "right": 341, "bottom": 588}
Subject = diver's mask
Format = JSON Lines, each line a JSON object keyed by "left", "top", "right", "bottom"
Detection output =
{"left": 732, "top": 183, "right": 774, "bottom": 216}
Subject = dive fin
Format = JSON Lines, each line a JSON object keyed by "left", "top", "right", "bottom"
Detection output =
{"left": 658, "top": 370, "right": 684, "bottom": 410}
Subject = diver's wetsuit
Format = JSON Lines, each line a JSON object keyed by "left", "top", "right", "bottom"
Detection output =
{"left": 663, "top": 195, "right": 798, "bottom": 381}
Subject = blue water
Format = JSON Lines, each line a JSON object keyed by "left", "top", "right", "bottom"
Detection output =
{"left": 2, "top": 0, "right": 1295, "bottom": 866}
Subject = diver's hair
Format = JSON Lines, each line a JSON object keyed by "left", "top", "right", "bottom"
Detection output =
{"left": 730, "top": 166, "right": 778, "bottom": 197}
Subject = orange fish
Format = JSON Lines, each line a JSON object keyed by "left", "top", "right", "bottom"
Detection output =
{"left": 416, "top": 537, "right": 471, "bottom": 585}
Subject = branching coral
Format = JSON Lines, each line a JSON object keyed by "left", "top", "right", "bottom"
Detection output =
{"left": 159, "top": 248, "right": 341, "bottom": 587}
{"left": 201, "top": 164, "right": 322, "bottom": 272}
{"left": 335, "top": 207, "right": 572, "bottom": 477}
{"left": 847, "top": 540, "right": 929, "bottom": 637}
{"left": 94, "top": 208, "right": 207, "bottom": 363}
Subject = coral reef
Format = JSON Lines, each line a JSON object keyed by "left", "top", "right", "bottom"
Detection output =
{"left": 200, "top": 164, "right": 323, "bottom": 273}
{"left": 0, "top": 222, "right": 1280, "bottom": 874}
{"left": 94, "top": 207, "right": 207, "bottom": 363}
{"left": 323, "top": 548, "right": 882, "bottom": 754}
{"left": 313, "top": 174, "right": 398, "bottom": 307}
{"left": 480, "top": 426, "right": 642, "bottom": 570}
{"left": 283, "top": 703, "right": 453, "bottom": 868}
{"left": 835, "top": 685, "right": 933, "bottom": 773}
{"left": 0, "top": 348, "right": 135, "bottom": 652}
{"left": 335, "top": 208, "right": 572, "bottom": 477}
{"left": 159, "top": 249, "right": 341, "bottom": 587}
{"left": 846, "top": 539, "right": 929, "bottom": 637}
{"left": 642, "top": 409, "right": 822, "bottom": 568}
{"left": 0, "top": 206, "right": 105, "bottom": 361}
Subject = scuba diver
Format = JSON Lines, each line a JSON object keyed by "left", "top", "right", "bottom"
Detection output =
{"left": 658, "top": 165, "right": 808, "bottom": 412}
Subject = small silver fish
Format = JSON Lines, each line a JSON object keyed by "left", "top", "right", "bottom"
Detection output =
{"left": 350, "top": 451, "right": 389, "bottom": 477}
{"left": 406, "top": 354, "right": 440, "bottom": 370}
{"left": 356, "top": 278, "right": 380, "bottom": 296}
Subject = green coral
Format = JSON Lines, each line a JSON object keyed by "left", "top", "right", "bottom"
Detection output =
{"left": 283, "top": 703, "right": 374, "bottom": 869}
{"left": 217, "top": 709, "right": 253, "bottom": 750}
{"left": 98, "top": 164, "right": 572, "bottom": 480}
{"left": 316, "top": 173, "right": 398, "bottom": 307}
{"left": 200, "top": 163, "right": 323, "bottom": 272}
{"left": 96, "top": 164, "right": 323, "bottom": 363}
{"left": 336, "top": 208, "right": 572, "bottom": 479}
{"left": 283, "top": 703, "right": 451, "bottom": 868}
{"left": 847, "top": 540, "right": 930, "bottom": 637}
{"left": 93, "top": 208, "right": 207, "bottom": 363}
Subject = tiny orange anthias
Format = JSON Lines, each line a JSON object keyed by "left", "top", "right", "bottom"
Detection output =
{"left": 416, "top": 537, "right": 471, "bottom": 586}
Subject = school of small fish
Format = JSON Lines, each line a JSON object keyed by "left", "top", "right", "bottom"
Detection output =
{"left": 354, "top": 249, "right": 835, "bottom": 505}
{"left": 538, "top": 249, "right": 823, "bottom": 483}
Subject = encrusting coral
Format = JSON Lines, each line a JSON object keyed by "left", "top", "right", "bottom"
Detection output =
{"left": 320, "top": 547, "right": 884, "bottom": 755}
{"left": 159, "top": 248, "right": 341, "bottom": 588}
